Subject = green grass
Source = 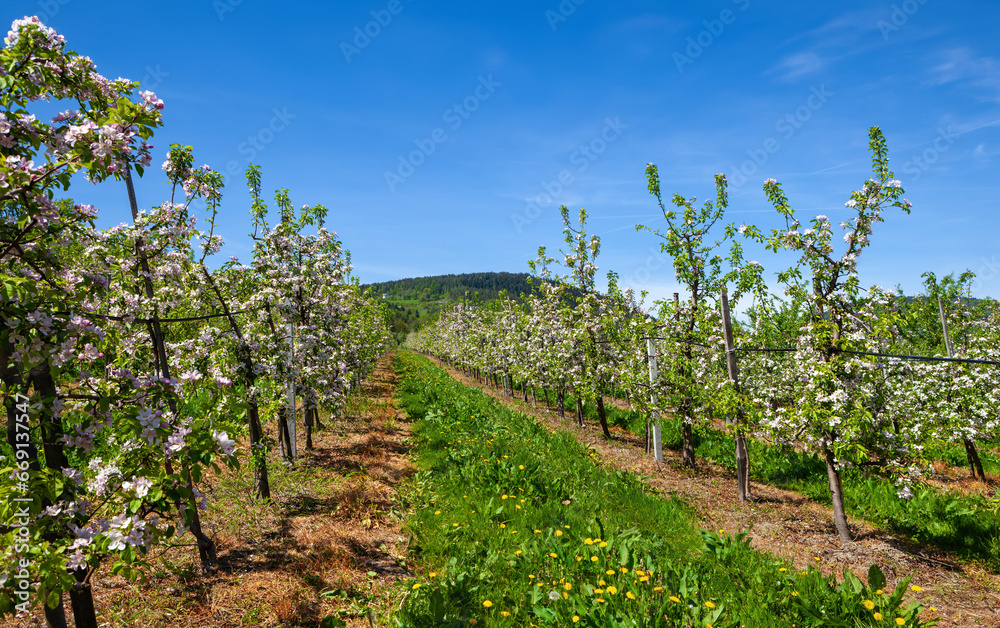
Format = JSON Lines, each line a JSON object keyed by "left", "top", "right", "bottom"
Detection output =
{"left": 392, "top": 353, "right": 933, "bottom": 627}
{"left": 555, "top": 391, "right": 1000, "bottom": 573}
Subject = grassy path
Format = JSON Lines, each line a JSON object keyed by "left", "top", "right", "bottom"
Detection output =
{"left": 422, "top": 356, "right": 1000, "bottom": 627}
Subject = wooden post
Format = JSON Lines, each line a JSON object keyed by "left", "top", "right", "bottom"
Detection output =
{"left": 285, "top": 311, "right": 297, "bottom": 460}
{"left": 939, "top": 296, "right": 985, "bottom": 481}
{"left": 721, "top": 288, "right": 750, "bottom": 502}
{"left": 647, "top": 334, "right": 662, "bottom": 462}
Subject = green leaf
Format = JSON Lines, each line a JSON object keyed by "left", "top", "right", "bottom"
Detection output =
{"left": 868, "top": 563, "right": 886, "bottom": 591}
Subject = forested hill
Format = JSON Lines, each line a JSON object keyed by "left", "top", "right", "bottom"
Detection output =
{"left": 364, "top": 272, "right": 537, "bottom": 302}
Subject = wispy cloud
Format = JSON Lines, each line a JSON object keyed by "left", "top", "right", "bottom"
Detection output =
{"left": 927, "top": 47, "right": 1000, "bottom": 101}
{"left": 766, "top": 51, "right": 823, "bottom": 81}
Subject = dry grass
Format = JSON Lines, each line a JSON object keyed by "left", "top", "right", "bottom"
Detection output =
{"left": 6, "top": 353, "right": 414, "bottom": 628}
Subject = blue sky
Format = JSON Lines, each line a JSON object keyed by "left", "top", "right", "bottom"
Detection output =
{"left": 10, "top": 0, "right": 1000, "bottom": 306}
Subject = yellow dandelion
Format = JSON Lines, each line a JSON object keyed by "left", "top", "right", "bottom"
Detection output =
{"left": 911, "top": 585, "right": 922, "bottom": 592}
{"left": 864, "top": 600, "right": 875, "bottom": 610}
{"left": 412, "top": 583, "right": 421, "bottom": 589}
{"left": 626, "top": 591, "right": 636, "bottom": 600}
{"left": 590, "top": 556, "right": 599, "bottom": 562}
{"left": 483, "top": 600, "right": 493, "bottom": 608}
{"left": 594, "top": 588, "right": 603, "bottom": 594}
{"left": 874, "top": 613, "right": 883, "bottom": 620}
{"left": 653, "top": 587, "right": 663, "bottom": 592}
{"left": 705, "top": 601, "right": 716, "bottom": 609}
{"left": 669, "top": 595, "right": 680, "bottom": 602}
{"left": 555, "top": 530, "right": 563, "bottom": 537}
{"left": 895, "top": 620, "right": 905, "bottom": 626}
{"left": 576, "top": 556, "right": 582, "bottom": 561}
{"left": 564, "top": 583, "right": 572, "bottom": 591}
{"left": 572, "top": 617, "right": 580, "bottom": 623}
{"left": 779, "top": 567, "right": 787, "bottom": 572}
{"left": 434, "top": 510, "right": 441, "bottom": 515}
{"left": 519, "top": 465, "right": 525, "bottom": 470}
{"left": 500, "top": 523, "right": 506, "bottom": 528}
{"left": 429, "top": 572, "right": 436, "bottom": 577}
{"left": 515, "top": 550, "right": 522, "bottom": 556}
{"left": 791, "top": 591, "right": 799, "bottom": 597}
{"left": 599, "top": 542, "right": 608, "bottom": 548}
{"left": 585, "top": 538, "right": 594, "bottom": 545}
{"left": 606, "top": 586, "right": 618, "bottom": 595}
{"left": 606, "top": 569, "right": 616, "bottom": 575}
{"left": 598, "top": 580, "right": 605, "bottom": 586}
{"left": 620, "top": 567, "right": 628, "bottom": 573}
{"left": 549, "top": 553, "right": 558, "bottom": 558}
{"left": 596, "top": 598, "right": 605, "bottom": 603}
{"left": 501, "top": 611, "right": 510, "bottom": 617}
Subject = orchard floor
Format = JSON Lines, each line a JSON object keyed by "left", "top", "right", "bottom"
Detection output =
{"left": 427, "top": 357, "right": 1000, "bottom": 628}
{"left": 5, "top": 352, "right": 414, "bottom": 628}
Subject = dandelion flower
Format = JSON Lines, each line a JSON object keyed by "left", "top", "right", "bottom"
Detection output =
{"left": 591, "top": 556, "right": 598, "bottom": 562}
{"left": 911, "top": 585, "right": 922, "bottom": 592}
{"left": 606, "top": 586, "right": 618, "bottom": 595}
{"left": 412, "top": 583, "right": 421, "bottom": 589}
{"left": 895, "top": 620, "right": 905, "bottom": 626}
{"left": 626, "top": 591, "right": 636, "bottom": 600}
{"left": 549, "top": 553, "right": 558, "bottom": 558}
{"left": 555, "top": 530, "right": 563, "bottom": 537}
{"left": 669, "top": 596, "right": 680, "bottom": 602}
{"left": 572, "top": 616, "right": 580, "bottom": 623}
{"left": 705, "top": 601, "right": 716, "bottom": 608}
{"left": 483, "top": 600, "right": 493, "bottom": 608}
{"left": 864, "top": 600, "right": 875, "bottom": 610}
{"left": 874, "top": 613, "right": 883, "bottom": 620}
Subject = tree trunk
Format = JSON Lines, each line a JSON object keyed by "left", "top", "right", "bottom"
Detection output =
{"left": 68, "top": 570, "right": 98, "bottom": 628}
{"left": 557, "top": 390, "right": 564, "bottom": 418}
{"left": 645, "top": 419, "right": 650, "bottom": 454}
{"left": 965, "top": 438, "right": 986, "bottom": 482}
{"left": 522, "top": 382, "right": 528, "bottom": 402}
{"left": 824, "top": 440, "right": 852, "bottom": 542}
{"left": 681, "top": 420, "right": 696, "bottom": 468}
{"left": 735, "top": 430, "right": 749, "bottom": 503}
{"left": 305, "top": 406, "right": 314, "bottom": 451}
{"left": 595, "top": 395, "right": 611, "bottom": 438}
{"left": 43, "top": 598, "right": 67, "bottom": 628}
{"left": 575, "top": 396, "right": 584, "bottom": 427}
